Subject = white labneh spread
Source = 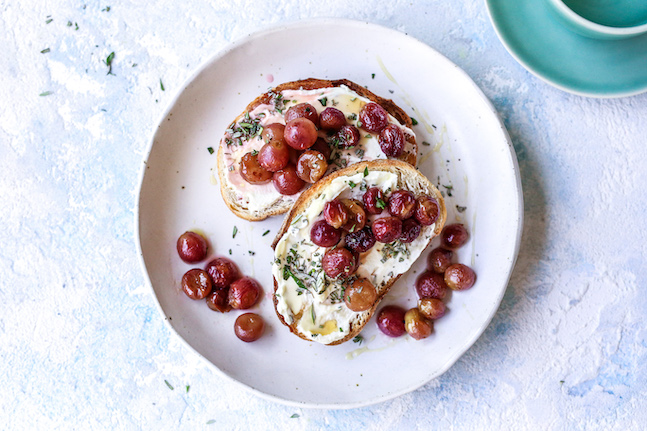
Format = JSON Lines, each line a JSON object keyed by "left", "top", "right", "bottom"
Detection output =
{"left": 220, "top": 85, "right": 415, "bottom": 212}
{"left": 272, "top": 170, "right": 436, "bottom": 345}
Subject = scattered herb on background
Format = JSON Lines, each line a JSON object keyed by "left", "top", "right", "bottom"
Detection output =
{"left": 290, "top": 414, "right": 300, "bottom": 419}
{"left": 207, "top": 147, "right": 214, "bottom": 154}
{"left": 248, "top": 250, "right": 255, "bottom": 256}
{"left": 371, "top": 73, "right": 375, "bottom": 79}
{"left": 456, "top": 205, "right": 467, "bottom": 213}
{"left": 185, "top": 385, "right": 190, "bottom": 393}
{"left": 160, "top": 79, "right": 165, "bottom": 91}
{"left": 263, "top": 230, "right": 270, "bottom": 236}
{"left": 228, "top": 249, "right": 232, "bottom": 255}
{"left": 206, "top": 419, "right": 216, "bottom": 424}
{"left": 40, "top": 48, "right": 50, "bottom": 54}
{"left": 164, "top": 380, "right": 174, "bottom": 390}
{"left": 102, "top": 6, "right": 111, "bottom": 11}
{"left": 422, "top": 141, "right": 431, "bottom": 146}
{"left": 443, "top": 184, "right": 453, "bottom": 197}
{"left": 232, "top": 226, "right": 238, "bottom": 238}
{"left": 104, "top": 52, "right": 115, "bottom": 75}
{"left": 410, "top": 117, "right": 419, "bottom": 125}
{"left": 348, "top": 181, "right": 356, "bottom": 189}
{"left": 39, "top": 91, "right": 53, "bottom": 97}
{"left": 45, "top": 17, "right": 53, "bottom": 24}
{"left": 353, "top": 335, "right": 363, "bottom": 345}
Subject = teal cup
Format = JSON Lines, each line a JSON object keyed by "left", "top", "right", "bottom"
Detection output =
{"left": 546, "top": 0, "right": 647, "bottom": 39}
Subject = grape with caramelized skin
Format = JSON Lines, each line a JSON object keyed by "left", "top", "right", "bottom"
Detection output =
{"left": 296, "top": 150, "right": 328, "bottom": 183}
{"left": 324, "top": 199, "right": 349, "bottom": 229}
{"left": 379, "top": 124, "right": 405, "bottom": 157}
{"left": 181, "top": 269, "right": 213, "bottom": 300}
{"left": 372, "top": 216, "right": 402, "bottom": 243}
{"left": 400, "top": 218, "right": 421, "bottom": 243}
{"left": 310, "top": 137, "right": 332, "bottom": 161}
{"left": 415, "top": 195, "right": 440, "bottom": 226}
{"left": 240, "top": 152, "right": 272, "bottom": 184}
{"left": 272, "top": 164, "right": 305, "bottom": 195}
{"left": 363, "top": 187, "right": 386, "bottom": 215}
{"left": 388, "top": 189, "right": 417, "bottom": 220}
{"left": 319, "top": 107, "right": 346, "bottom": 131}
{"left": 228, "top": 277, "right": 262, "bottom": 309}
{"left": 285, "top": 103, "right": 320, "bottom": 128}
{"left": 176, "top": 231, "right": 208, "bottom": 263}
{"left": 404, "top": 308, "right": 433, "bottom": 340}
{"left": 258, "top": 124, "right": 290, "bottom": 172}
{"left": 359, "top": 102, "right": 389, "bottom": 133}
{"left": 427, "top": 247, "right": 453, "bottom": 273}
{"left": 333, "top": 125, "right": 360, "bottom": 149}
{"left": 322, "top": 247, "right": 357, "bottom": 278}
{"left": 205, "top": 288, "right": 231, "bottom": 313}
{"left": 418, "top": 298, "right": 446, "bottom": 320}
{"left": 284, "top": 118, "right": 318, "bottom": 150}
{"left": 310, "top": 220, "right": 341, "bottom": 248}
{"left": 205, "top": 257, "right": 240, "bottom": 289}
{"left": 415, "top": 270, "right": 447, "bottom": 300}
{"left": 340, "top": 199, "right": 366, "bottom": 233}
{"left": 376, "top": 305, "right": 406, "bottom": 337}
{"left": 234, "top": 313, "right": 265, "bottom": 342}
{"left": 441, "top": 224, "right": 469, "bottom": 249}
{"left": 345, "top": 226, "right": 376, "bottom": 253}
{"left": 444, "top": 264, "right": 476, "bottom": 291}
{"left": 344, "top": 278, "right": 378, "bottom": 312}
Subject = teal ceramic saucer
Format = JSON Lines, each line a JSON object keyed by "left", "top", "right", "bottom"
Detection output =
{"left": 486, "top": 0, "right": 647, "bottom": 97}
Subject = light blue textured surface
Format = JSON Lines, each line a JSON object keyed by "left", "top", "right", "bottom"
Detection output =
{"left": 2, "top": 1, "right": 646, "bottom": 429}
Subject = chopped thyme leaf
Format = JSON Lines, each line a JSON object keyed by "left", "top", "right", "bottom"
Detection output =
{"left": 422, "top": 141, "right": 431, "bottom": 146}
{"left": 45, "top": 18, "right": 53, "bottom": 24}
{"left": 284, "top": 267, "right": 306, "bottom": 290}
{"left": 102, "top": 6, "right": 111, "bottom": 12}
{"left": 248, "top": 250, "right": 255, "bottom": 256}
{"left": 318, "top": 97, "right": 327, "bottom": 106}
{"left": 456, "top": 205, "right": 467, "bottom": 213}
{"left": 347, "top": 113, "right": 357, "bottom": 121}
{"left": 67, "top": 21, "right": 73, "bottom": 27}
{"left": 263, "top": 230, "right": 270, "bottom": 236}
{"left": 207, "top": 420, "right": 216, "bottom": 425}
{"left": 104, "top": 52, "right": 115, "bottom": 75}
{"left": 39, "top": 91, "right": 53, "bottom": 97}
{"left": 410, "top": 117, "right": 419, "bottom": 125}
{"left": 348, "top": 181, "right": 356, "bottom": 188}
{"left": 207, "top": 147, "right": 214, "bottom": 154}
{"left": 290, "top": 414, "right": 300, "bottom": 419}
{"left": 251, "top": 149, "right": 258, "bottom": 156}
{"left": 232, "top": 226, "right": 238, "bottom": 238}
{"left": 311, "top": 306, "right": 316, "bottom": 323}
{"left": 160, "top": 79, "right": 165, "bottom": 91}
{"left": 442, "top": 184, "right": 453, "bottom": 197}
{"left": 228, "top": 249, "right": 232, "bottom": 255}
{"left": 186, "top": 385, "right": 190, "bottom": 393}
{"left": 363, "top": 167, "right": 369, "bottom": 177}
{"left": 376, "top": 197, "right": 386, "bottom": 209}
{"left": 371, "top": 73, "right": 375, "bottom": 79}
{"left": 40, "top": 48, "right": 50, "bottom": 54}
{"left": 353, "top": 335, "right": 363, "bottom": 345}
{"left": 164, "top": 380, "right": 174, "bottom": 390}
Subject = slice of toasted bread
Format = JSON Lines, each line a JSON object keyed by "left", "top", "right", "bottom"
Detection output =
{"left": 271, "top": 160, "right": 446, "bottom": 345}
{"left": 217, "top": 78, "right": 418, "bottom": 221}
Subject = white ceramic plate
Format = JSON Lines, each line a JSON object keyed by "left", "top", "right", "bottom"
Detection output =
{"left": 136, "top": 18, "right": 523, "bottom": 408}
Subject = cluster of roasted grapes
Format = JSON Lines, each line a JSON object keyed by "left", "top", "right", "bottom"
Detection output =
{"left": 376, "top": 223, "right": 476, "bottom": 340}
{"left": 238, "top": 101, "right": 407, "bottom": 194}
{"left": 176, "top": 231, "right": 265, "bottom": 342}
{"left": 309, "top": 186, "right": 441, "bottom": 313}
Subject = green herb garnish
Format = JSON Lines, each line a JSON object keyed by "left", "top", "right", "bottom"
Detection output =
{"left": 284, "top": 267, "right": 306, "bottom": 290}
{"left": 186, "top": 385, "right": 190, "bottom": 392}
{"left": 422, "top": 141, "right": 431, "bottom": 146}
{"left": 160, "top": 79, "right": 165, "bottom": 91}
{"left": 318, "top": 97, "right": 327, "bottom": 106}
{"left": 371, "top": 73, "right": 375, "bottom": 79}
{"left": 363, "top": 167, "right": 369, "bottom": 177}
{"left": 290, "top": 414, "right": 300, "bottom": 419}
{"left": 263, "top": 230, "right": 270, "bottom": 236}
{"left": 353, "top": 335, "right": 363, "bottom": 345}
{"left": 207, "top": 147, "right": 214, "bottom": 154}
{"left": 248, "top": 250, "right": 255, "bottom": 256}
{"left": 376, "top": 197, "right": 386, "bottom": 209}
{"left": 410, "top": 117, "right": 419, "bottom": 125}
{"left": 456, "top": 205, "right": 467, "bottom": 213}
{"left": 207, "top": 419, "right": 216, "bottom": 424}
{"left": 104, "top": 52, "right": 115, "bottom": 75}
{"left": 40, "top": 48, "right": 50, "bottom": 54}
{"left": 164, "top": 380, "right": 174, "bottom": 390}
{"left": 348, "top": 181, "right": 356, "bottom": 188}
{"left": 39, "top": 91, "right": 53, "bottom": 97}
{"left": 232, "top": 226, "right": 238, "bottom": 238}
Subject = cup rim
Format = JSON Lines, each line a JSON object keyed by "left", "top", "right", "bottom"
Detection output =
{"left": 548, "top": 0, "right": 647, "bottom": 36}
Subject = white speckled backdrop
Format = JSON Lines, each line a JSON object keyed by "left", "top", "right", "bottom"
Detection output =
{"left": 2, "top": 0, "right": 646, "bottom": 429}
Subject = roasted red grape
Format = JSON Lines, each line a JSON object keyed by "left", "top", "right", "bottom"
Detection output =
{"left": 379, "top": 124, "right": 405, "bottom": 157}
{"left": 372, "top": 216, "right": 402, "bottom": 243}
{"left": 205, "top": 257, "right": 240, "bottom": 289}
{"left": 324, "top": 199, "right": 349, "bottom": 229}
{"left": 418, "top": 298, "right": 446, "bottom": 320}
{"left": 400, "top": 218, "right": 421, "bottom": 243}
{"left": 240, "top": 152, "right": 272, "bottom": 184}
{"left": 319, "top": 107, "right": 346, "bottom": 130}
{"left": 444, "top": 264, "right": 476, "bottom": 291}
{"left": 344, "top": 278, "right": 377, "bottom": 312}
{"left": 404, "top": 308, "right": 432, "bottom": 340}
{"left": 234, "top": 313, "right": 265, "bottom": 342}
{"left": 311, "top": 137, "right": 332, "bottom": 161}
{"left": 228, "top": 277, "right": 262, "bottom": 309}
{"left": 388, "top": 189, "right": 417, "bottom": 220}
{"left": 272, "top": 164, "right": 305, "bottom": 195}
{"left": 310, "top": 220, "right": 341, "bottom": 247}
{"left": 415, "top": 195, "right": 440, "bottom": 226}
{"left": 284, "top": 118, "right": 318, "bottom": 150}
{"left": 176, "top": 231, "right": 208, "bottom": 263}
{"left": 333, "top": 125, "right": 360, "bottom": 149}
{"left": 345, "top": 226, "right": 376, "bottom": 253}
{"left": 415, "top": 270, "right": 447, "bottom": 300}
{"left": 181, "top": 269, "right": 213, "bottom": 300}
{"left": 296, "top": 150, "right": 328, "bottom": 183}
{"left": 376, "top": 305, "right": 406, "bottom": 337}
{"left": 205, "top": 288, "right": 231, "bottom": 313}
{"left": 441, "top": 224, "right": 469, "bottom": 249}
{"left": 427, "top": 247, "right": 453, "bottom": 273}
{"left": 359, "top": 102, "right": 389, "bottom": 133}
{"left": 285, "top": 103, "right": 320, "bottom": 128}
{"left": 363, "top": 187, "right": 386, "bottom": 215}
{"left": 340, "top": 199, "right": 366, "bottom": 233}
{"left": 258, "top": 124, "right": 290, "bottom": 172}
{"left": 261, "top": 123, "right": 286, "bottom": 145}
{"left": 322, "top": 247, "right": 357, "bottom": 278}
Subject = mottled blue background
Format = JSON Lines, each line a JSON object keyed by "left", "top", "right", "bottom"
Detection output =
{"left": 2, "top": 1, "right": 646, "bottom": 429}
